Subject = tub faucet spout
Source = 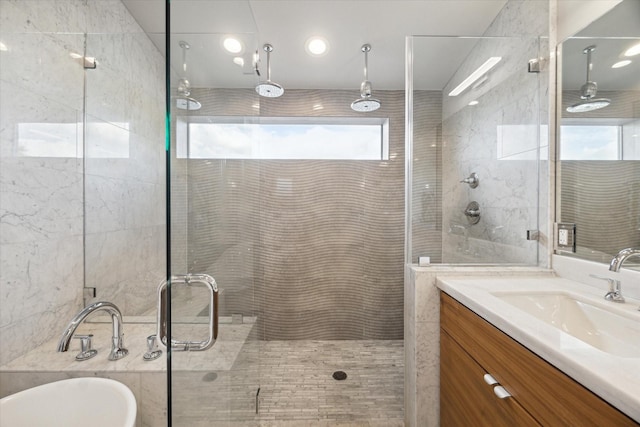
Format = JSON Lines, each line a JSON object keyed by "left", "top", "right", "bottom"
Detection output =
{"left": 57, "top": 301, "right": 128, "bottom": 360}
{"left": 609, "top": 248, "right": 640, "bottom": 272}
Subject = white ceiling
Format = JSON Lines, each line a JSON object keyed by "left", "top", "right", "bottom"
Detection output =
{"left": 122, "top": 0, "right": 508, "bottom": 90}
{"left": 561, "top": 0, "right": 640, "bottom": 91}
{"left": 122, "top": 0, "right": 640, "bottom": 93}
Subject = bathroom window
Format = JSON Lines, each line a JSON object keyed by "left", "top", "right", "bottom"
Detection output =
{"left": 177, "top": 117, "right": 389, "bottom": 160}
{"left": 560, "top": 124, "right": 621, "bottom": 160}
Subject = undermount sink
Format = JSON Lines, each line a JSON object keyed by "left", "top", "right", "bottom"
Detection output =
{"left": 0, "top": 377, "right": 137, "bottom": 427}
{"left": 493, "top": 291, "right": 640, "bottom": 358}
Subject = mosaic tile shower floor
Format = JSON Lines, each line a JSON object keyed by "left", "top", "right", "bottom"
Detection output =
{"left": 172, "top": 340, "right": 404, "bottom": 426}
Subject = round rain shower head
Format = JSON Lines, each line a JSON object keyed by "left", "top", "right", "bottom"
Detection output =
{"left": 256, "top": 81, "right": 284, "bottom": 98}
{"left": 351, "top": 44, "right": 381, "bottom": 112}
{"left": 566, "top": 98, "right": 610, "bottom": 113}
{"left": 351, "top": 97, "right": 381, "bottom": 112}
{"left": 176, "top": 97, "right": 202, "bottom": 110}
{"left": 567, "top": 45, "right": 610, "bottom": 113}
{"left": 256, "top": 44, "right": 284, "bottom": 98}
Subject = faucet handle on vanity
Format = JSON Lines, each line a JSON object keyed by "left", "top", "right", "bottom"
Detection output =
{"left": 73, "top": 334, "right": 98, "bottom": 361}
{"left": 589, "top": 274, "right": 625, "bottom": 303}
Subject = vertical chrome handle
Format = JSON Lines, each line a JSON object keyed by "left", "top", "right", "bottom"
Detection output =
{"left": 157, "top": 274, "right": 219, "bottom": 351}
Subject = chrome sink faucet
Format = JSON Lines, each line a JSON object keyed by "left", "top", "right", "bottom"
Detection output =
{"left": 57, "top": 301, "right": 128, "bottom": 360}
{"left": 608, "top": 248, "right": 640, "bottom": 310}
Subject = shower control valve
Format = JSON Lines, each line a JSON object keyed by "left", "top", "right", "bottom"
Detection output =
{"left": 460, "top": 172, "right": 479, "bottom": 188}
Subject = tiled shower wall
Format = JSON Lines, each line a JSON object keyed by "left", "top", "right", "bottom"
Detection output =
{"left": 174, "top": 89, "right": 405, "bottom": 340}
{"left": 0, "top": 0, "right": 165, "bottom": 365}
{"left": 440, "top": 0, "right": 549, "bottom": 265}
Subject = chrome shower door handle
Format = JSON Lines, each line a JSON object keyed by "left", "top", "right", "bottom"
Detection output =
{"left": 157, "top": 274, "right": 219, "bottom": 351}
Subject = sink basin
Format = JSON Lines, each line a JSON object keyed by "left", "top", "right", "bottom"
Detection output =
{"left": 0, "top": 377, "right": 137, "bottom": 427}
{"left": 493, "top": 291, "right": 640, "bottom": 358}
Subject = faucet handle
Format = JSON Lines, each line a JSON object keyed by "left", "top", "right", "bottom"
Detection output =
{"left": 589, "top": 274, "right": 625, "bottom": 303}
{"left": 143, "top": 335, "right": 162, "bottom": 361}
{"left": 73, "top": 334, "right": 98, "bottom": 361}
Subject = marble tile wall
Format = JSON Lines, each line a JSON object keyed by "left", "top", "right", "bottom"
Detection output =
{"left": 172, "top": 88, "right": 405, "bottom": 340}
{"left": 440, "top": 0, "right": 549, "bottom": 265}
{"left": 0, "top": 0, "right": 165, "bottom": 365}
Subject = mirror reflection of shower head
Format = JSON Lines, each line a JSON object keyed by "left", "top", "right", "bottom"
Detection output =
{"left": 566, "top": 45, "right": 611, "bottom": 113}
{"left": 256, "top": 44, "right": 284, "bottom": 98}
{"left": 175, "top": 41, "right": 201, "bottom": 110}
{"left": 351, "top": 44, "right": 381, "bottom": 112}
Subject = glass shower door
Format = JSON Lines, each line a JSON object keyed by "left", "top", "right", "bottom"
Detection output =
{"left": 407, "top": 35, "right": 544, "bottom": 266}
{"left": 167, "top": 1, "right": 262, "bottom": 424}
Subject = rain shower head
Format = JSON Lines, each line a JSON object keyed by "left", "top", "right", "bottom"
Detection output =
{"left": 175, "top": 97, "right": 202, "bottom": 110}
{"left": 256, "top": 44, "right": 284, "bottom": 98}
{"left": 567, "top": 45, "right": 611, "bottom": 113}
{"left": 351, "top": 44, "right": 381, "bottom": 112}
{"left": 176, "top": 41, "right": 201, "bottom": 111}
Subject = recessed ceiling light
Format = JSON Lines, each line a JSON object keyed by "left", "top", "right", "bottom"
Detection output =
{"left": 468, "top": 100, "right": 479, "bottom": 106}
{"left": 305, "top": 37, "right": 329, "bottom": 56}
{"left": 223, "top": 37, "right": 243, "bottom": 54}
{"left": 0, "top": 41, "right": 8, "bottom": 51}
{"left": 611, "top": 60, "right": 631, "bottom": 69}
{"left": 624, "top": 42, "right": 640, "bottom": 57}
{"left": 233, "top": 57, "right": 245, "bottom": 67}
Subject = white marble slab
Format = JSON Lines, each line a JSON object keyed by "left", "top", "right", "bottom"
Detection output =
{"left": 0, "top": 321, "right": 254, "bottom": 373}
{"left": 436, "top": 275, "right": 640, "bottom": 423}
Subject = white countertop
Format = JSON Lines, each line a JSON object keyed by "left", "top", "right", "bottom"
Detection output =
{"left": 436, "top": 275, "right": 640, "bottom": 423}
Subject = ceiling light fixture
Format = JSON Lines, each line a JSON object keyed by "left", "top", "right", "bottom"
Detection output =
{"left": 624, "top": 42, "right": 640, "bottom": 57}
{"left": 468, "top": 100, "right": 479, "bottom": 106}
{"left": 448, "top": 57, "right": 502, "bottom": 97}
{"left": 611, "top": 60, "right": 631, "bottom": 69}
{"left": 305, "top": 37, "right": 328, "bottom": 56}
{"left": 233, "top": 57, "right": 245, "bottom": 67}
{"left": 223, "top": 37, "right": 243, "bottom": 54}
{"left": 0, "top": 41, "right": 7, "bottom": 51}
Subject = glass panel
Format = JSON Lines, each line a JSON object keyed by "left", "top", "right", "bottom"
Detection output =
{"left": 168, "top": 2, "right": 262, "bottom": 425}
{"left": 408, "top": 36, "right": 542, "bottom": 265}
{"left": 557, "top": 0, "right": 640, "bottom": 266}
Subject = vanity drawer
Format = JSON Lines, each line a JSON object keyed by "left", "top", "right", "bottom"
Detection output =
{"left": 441, "top": 328, "right": 540, "bottom": 426}
{"left": 440, "top": 292, "right": 638, "bottom": 427}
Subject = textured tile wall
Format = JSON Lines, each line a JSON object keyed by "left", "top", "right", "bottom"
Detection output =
{"left": 172, "top": 88, "right": 405, "bottom": 340}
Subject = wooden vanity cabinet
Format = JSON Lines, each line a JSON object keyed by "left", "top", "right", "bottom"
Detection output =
{"left": 440, "top": 291, "right": 639, "bottom": 427}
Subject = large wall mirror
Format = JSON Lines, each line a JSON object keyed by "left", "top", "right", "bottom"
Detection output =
{"left": 557, "top": 0, "right": 640, "bottom": 268}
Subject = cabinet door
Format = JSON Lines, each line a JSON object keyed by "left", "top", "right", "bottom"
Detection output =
{"left": 441, "top": 329, "right": 540, "bottom": 427}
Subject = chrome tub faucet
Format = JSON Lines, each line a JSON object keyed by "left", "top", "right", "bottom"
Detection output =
{"left": 57, "top": 301, "right": 128, "bottom": 360}
{"left": 609, "top": 248, "right": 640, "bottom": 272}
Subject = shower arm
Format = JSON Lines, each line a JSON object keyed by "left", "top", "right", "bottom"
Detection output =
{"left": 263, "top": 44, "right": 273, "bottom": 82}
{"left": 363, "top": 47, "right": 369, "bottom": 81}
{"left": 585, "top": 46, "right": 593, "bottom": 84}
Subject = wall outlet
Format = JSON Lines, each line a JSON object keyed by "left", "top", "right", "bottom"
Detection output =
{"left": 558, "top": 229, "right": 569, "bottom": 246}
{"left": 555, "top": 223, "right": 576, "bottom": 252}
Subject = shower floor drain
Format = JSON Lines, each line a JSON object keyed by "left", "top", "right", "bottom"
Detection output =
{"left": 332, "top": 371, "right": 347, "bottom": 381}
